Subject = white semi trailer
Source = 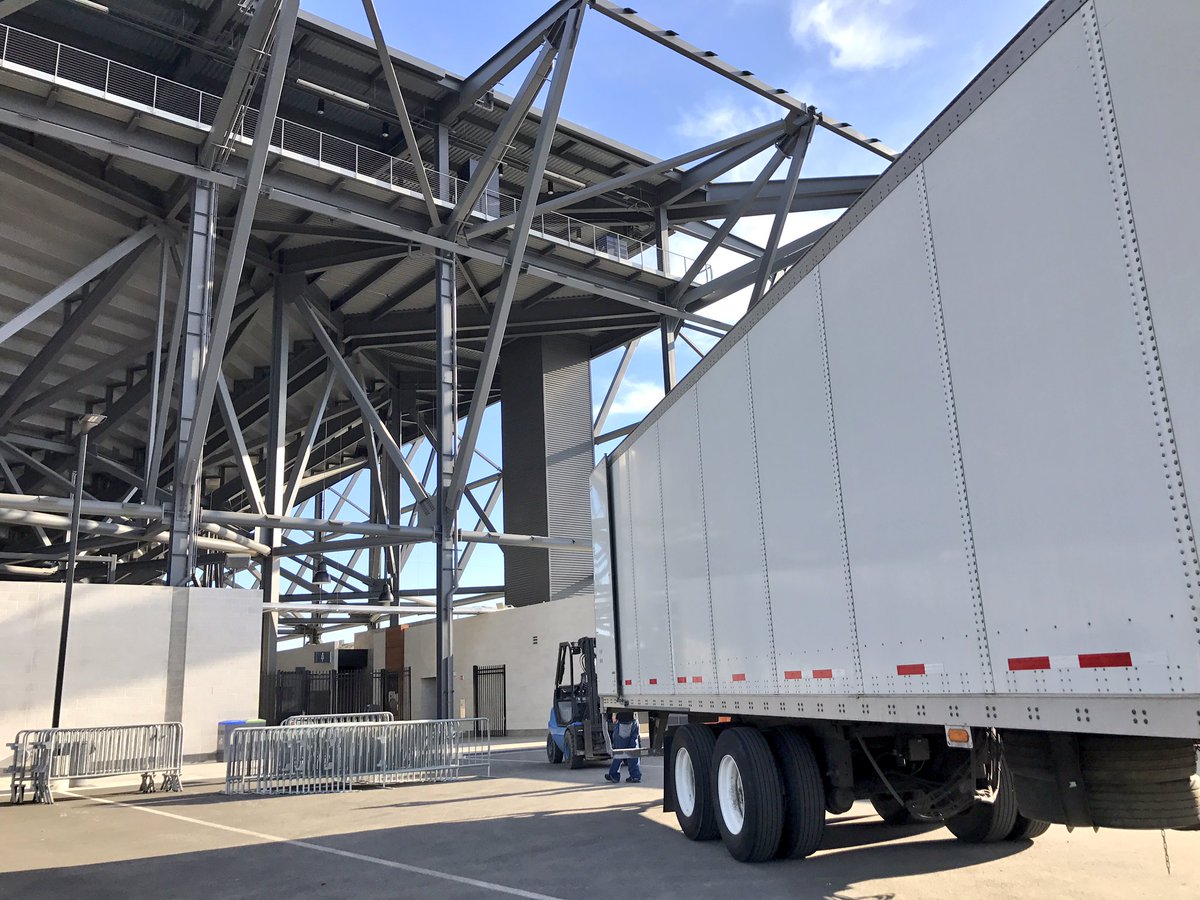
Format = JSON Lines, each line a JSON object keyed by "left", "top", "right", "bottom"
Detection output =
{"left": 590, "top": 0, "right": 1200, "bottom": 862}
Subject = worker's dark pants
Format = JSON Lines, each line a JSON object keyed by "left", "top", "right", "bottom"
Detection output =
{"left": 608, "top": 727, "right": 642, "bottom": 780}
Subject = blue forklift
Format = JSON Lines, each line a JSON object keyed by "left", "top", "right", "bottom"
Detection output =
{"left": 546, "top": 637, "right": 612, "bottom": 768}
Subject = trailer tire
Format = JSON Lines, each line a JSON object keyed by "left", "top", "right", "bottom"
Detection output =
{"left": 766, "top": 727, "right": 826, "bottom": 858}
{"left": 1006, "top": 813, "right": 1051, "bottom": 841}
{"left": 564, "top": 728, "right": 584, "bottom": 769}
{"left": 871, "top": 794, "right": 913, "bottom": 826}
{"left": 546, "top": 733, "right": 563, "bottom": 764}
{"left": 712, "top": 728, "right": 785, "bottom": 862}
{"left": 672, "top": 725, "right": 719, "bottom": 841}
{"left": 1086, "top": 776, "right": 1200, "bottom": 829}
{"left": 945, "top": 767, "right": 1019, "bottom": 844}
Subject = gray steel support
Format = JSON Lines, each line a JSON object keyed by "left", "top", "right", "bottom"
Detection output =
{"left": 292, "top": 295, "right": 429, "bottom": 502}
{"left": 449, "top": 4, "right": 585, "bottom": 505}
{"left": 167, "top": 181, "right": 218, "bottom": 586}
{"left": 749, "top": 119, "right": 816, "bottom": 310}
{"left": 466, "top": 119, "right": 787, "bottom": 240}
{"left": 444, "top": 33, "right": 560, "bottom": 233}
{"left": 261, "top": 278, "right": 290, "bottom": 694}
{"left": 433, "top": 250, "right": 457, "bottom": 719}
{"left": 669, "top": 145, "right": 788, "bottom": 304}
{"left": 199, "top": 0, "right": 280, "bottom": 169}
{"left": 361, "top": 0, "right": 440, "bottom": 224}
{"left": 178, "top": 0, "right": 300, "bottom": 492}
{"left": 0, "top": 226, "right": 156, "bottom": 350}
{"left": 283, "top": 369, "right": 333, "bottom": 514}
{"left": 593, "top": 337, "right": 639, "bottom": 437}
{"left": 438, "top": 0, "right": 582, "bottom": 124}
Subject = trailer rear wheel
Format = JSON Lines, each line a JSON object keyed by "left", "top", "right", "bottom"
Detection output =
{"left": 564, "top": 728, "right": 584, "bottom": 769}
{"left": 871, "top": 794, "right": 914, "bottom": 826}
{"left": 767, "top": 727, "right": 826, "bottom": 859}
{"left": 712, "top": 727, "right": 785, "bottom": 862}
{"left": 546, "top": 733, "right": 563, "bottom": 764}
{"left": 1006, "top": 813, "right": 1051, "bottom": 841}
{"left": 945, "top": 767, "right": 1018, "bottom": 844}
{"left": 672, "top": 725, "right": 719, "bottom": 841}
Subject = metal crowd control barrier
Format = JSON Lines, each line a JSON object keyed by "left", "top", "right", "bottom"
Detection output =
{"left": 225, "top": 718, "right": 491, "bottom": 795}
{"left": 282, "top": 712, "right": 394, "bottom": 726}
{"left": 7, "top": 723, "right": 183, "bottom": 805}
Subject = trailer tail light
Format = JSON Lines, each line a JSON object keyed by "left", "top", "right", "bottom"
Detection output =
{"left": 945, "top": 726, "right": 973, "bottom": 748}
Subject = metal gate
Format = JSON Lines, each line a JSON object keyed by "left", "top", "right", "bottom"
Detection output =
{"left": 472, "top": 664, "right": 507, "bottom": 737}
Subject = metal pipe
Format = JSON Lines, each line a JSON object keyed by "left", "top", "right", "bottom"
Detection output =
{"left": 52, "top": 428, "right": 88, "bottom": 727}
{"left": 458, "top": 529, "right": 592, "bottom": 552}
{"left": 0, "top": 491, "right": 163, "bottom": 519}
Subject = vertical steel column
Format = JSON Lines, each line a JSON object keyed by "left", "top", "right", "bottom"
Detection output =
{"left": 167, "top": 180, "right": 217, "bottom": 586}
{"left": 433, "top": 250, "right": 458, "bottom": 719}
{"left": 50, "top": 428, "right": 90, "bottom": 728}
{"left": 656, "top": 206, "right": 677, "bottom": 392}
{"left": 261, "top": 277, "right": 290, "bottom": 715}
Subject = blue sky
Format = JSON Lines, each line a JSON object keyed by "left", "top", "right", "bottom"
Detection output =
{"left": 290, "top": 0, "right": 1045, "bottom": 625}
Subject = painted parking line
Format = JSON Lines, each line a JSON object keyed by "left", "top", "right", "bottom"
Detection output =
{"left": 61, "top": 791, "right": 563, "bottom": 900}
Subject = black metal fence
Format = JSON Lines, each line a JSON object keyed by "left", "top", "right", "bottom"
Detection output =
{"left": 263, "top": 668, "right": 411, "bottom": 726}
{"left": 473, "top": 664, "right": 507, "bottom": 737}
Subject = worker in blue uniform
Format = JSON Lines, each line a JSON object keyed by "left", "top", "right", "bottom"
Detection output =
{"left": 604, "top": 709, "right": 642, "bottom": 783}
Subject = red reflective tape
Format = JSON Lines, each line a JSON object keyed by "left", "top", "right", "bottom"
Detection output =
{"left": 1008, "top": 656, "right": 1051, "bottom": 671}
{"left": 624, "top": 679, "right": 632, "bottom": 686}
{"left": 692, "top": 676, "right": 703, "bottom": 684}
{"left": 812, "top": 669, "right": 833, "bottom": 679}
{"left": 732, "top": 673, "right": 746, "bottom": 682}
{"left": 676, "top": 676, "right": 687, "bottom": 684}
{"left": 896, "top": 664, "right": 926, "bottom": 676}
{"left": 783, "top": 670, "right": 803, "bottom": 680}
{"left": 648, "top": 678, "right": 657, "bottom": 685}
{"left": 1078, "top": 652, "right": 1133, "bottom": 669}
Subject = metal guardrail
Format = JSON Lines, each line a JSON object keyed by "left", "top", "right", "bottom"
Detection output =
{"left": 0, "top": 23, "right": 710, "bottom": 283}
{"left": 282, "top": 711, "right": 394, "bottom": 726}
{"left": 7, "top": 723, "right": 183, "bottom": 805}
{"left": 224, "top": 718, "right": 491, "bottom": 795}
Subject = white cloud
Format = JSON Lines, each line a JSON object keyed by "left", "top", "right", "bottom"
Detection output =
{"left": 791, "top": 0, "right": 929, "bottom": 70}
{"left": 608, "top": 379, "right": 665, "bottom": 418}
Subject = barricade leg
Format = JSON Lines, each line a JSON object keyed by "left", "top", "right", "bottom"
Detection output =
{"left": 161, "top": 771, "right": 181, "bottom": 792}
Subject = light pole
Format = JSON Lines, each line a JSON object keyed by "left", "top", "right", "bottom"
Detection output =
{"left": 51, "top": 412, "right": 106, "bottom": 728}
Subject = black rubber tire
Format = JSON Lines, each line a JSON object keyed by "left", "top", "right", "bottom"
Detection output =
{"left": 564, "top": 728, "right": 584, "bottom": 769}
{"left": 766, "top": 727, "right": 826, "bottom": 859}
{"left": 672, "top": 725, "right": 720, "bottom": 841}
{"left": 945, "top": 767, "right": 1019, "bottom": 844}
{"left": 546, "top": 733, "right": 563, "bottom": 764}
{"left": 1006, "top": 813, "right": 1052, "bottom": 841}
{"left": 711, "top": 727, "right": 785, "bottom": 862}
{"left": 1087, "top": 776, "right": 1200, "bottom": 829}
{"left": 871, "top": 794, "right": 913, "bottom": 826}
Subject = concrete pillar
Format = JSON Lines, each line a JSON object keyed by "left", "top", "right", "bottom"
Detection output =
{"left": 500, "top": 336, "right": 595, "bottom": 607}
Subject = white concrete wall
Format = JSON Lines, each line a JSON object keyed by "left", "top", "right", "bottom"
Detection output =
{"left": 0, "top": 583, "right": 261, "bottom": 764}
{"left": 404, "top": 596, "right": 594, "bottom": 732}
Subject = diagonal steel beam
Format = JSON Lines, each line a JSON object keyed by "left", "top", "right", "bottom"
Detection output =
{"left": 216, "top": 375, "right": 267, "bottom": 515}
{"left": 457, "top": 479, "right": 501, "bottom": 580}
{"left": 439, "top": 0, "right": 582, "bottom": 124}
{"left": 669, "top": 145, "right": 788, "bottom": 304}
{"left": 659, "top": 127, "right": 789, "bottom": 207}
{"left": 593, "top": 336, "right": 640, "bottom": 436}
{"left": 449, "top": 3, "right": 585, "bottom": 505}
{"left": 293, "top": 294, "right": 430, "bottom": 502}
{"left": 0, "top": 236, "right": 154, "bottom": 428}
{"left": 466, "top": 119, "right": 786, "bottom": 240}
{"left": 444, "top": 32, "right": 561, "bottom": 234}
{"left": 0, "top": 226, "right": 157, "bottom": 349}
{"left": 179, "top": 0, "right": 300, "bottom": 490}
{"left": 749, "top": 118, "right": 816, "bottom": 310}
{"left": 361, "top": 0, "right": 441, "bottom": 225}
{"left": 199, "top": 0, "right": 281, "bottom": 169}
{"left": 283, "top": 368, "right": 334, "bottom": 514}
{"left": 589, "top": 0, "right": 898, "bottom": 160}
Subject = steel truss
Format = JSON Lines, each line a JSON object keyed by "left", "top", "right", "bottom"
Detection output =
{"left": 0, "top": 0, "right": 894, "bottom": 716}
